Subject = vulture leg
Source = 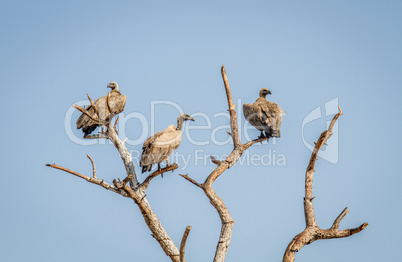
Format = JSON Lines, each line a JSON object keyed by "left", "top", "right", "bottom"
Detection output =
{"left": 158, "top": 163, "right": 163, "bottom": 178}
{"left": 258, "top": 131, "right": 266, "bottom": 139}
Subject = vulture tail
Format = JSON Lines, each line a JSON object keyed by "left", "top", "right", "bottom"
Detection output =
{"left": 265, "top": 130, "right": 280, "bottom": 138}
{"left": 83, "top": 125, "right": 97, "bottom": 136}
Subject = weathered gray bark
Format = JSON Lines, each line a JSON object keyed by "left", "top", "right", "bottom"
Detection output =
{"left": 282, "top": 107, "right": 368, "bottom": 262}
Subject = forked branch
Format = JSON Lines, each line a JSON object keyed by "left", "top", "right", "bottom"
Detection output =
{"left": 283, "top": 107, "right": 367, "bottom": 262}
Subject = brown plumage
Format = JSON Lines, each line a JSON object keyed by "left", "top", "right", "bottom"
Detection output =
{"left": 243, "top": 88, "right": 282, "bottom": 138}
{"left": 140, "top": 113, "right": 194, "bottom": 173}
{"left": 76, "top": 82, "right": 127, "bottom": 136}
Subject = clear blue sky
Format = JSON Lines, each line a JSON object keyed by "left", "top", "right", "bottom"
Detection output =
{"left": 1, "top": 1, "right": 401, "bottom": 261}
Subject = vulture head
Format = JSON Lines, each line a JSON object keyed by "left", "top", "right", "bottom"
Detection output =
{"left": 176, "top": 113, "right": 195, "bottom": 130}
{"left": 107, "top": 82, "right": 119, "bottom": 91}
{"left": 179, "top": 113, "right": 195, "bottom": 122}
{"left": 259, "top": 88, "right": 271, "bottom": 98}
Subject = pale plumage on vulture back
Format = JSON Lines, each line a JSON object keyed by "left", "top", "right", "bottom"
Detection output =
{"left": 243, "top": 88, "right": 282, "bottom": 138}
{"left": 140, "top": 113, "right": 195, "bottom": 173}
{"left": 76, "top": 82, "right": 127, "bottom": 136}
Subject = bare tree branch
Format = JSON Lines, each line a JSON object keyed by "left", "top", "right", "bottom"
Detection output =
{"left": 210, "top": 156, "right": 221, "bottom": 166}
{"left": 83, "top": 134, "right": 109, "bottom": 139}
{"left": 243, "top": 137, "right": 269, "bottom": 149}
{"left": 106, "top": 91, "right": 112, "bottom": 113}
{"left": 180, "top": 225, "right": 192, "bottom": 262}
{"left": 179, "top": 174, "right": 203, "bottom": 189}
{"left": 221, "top": 65, "right": 241, "bottom": 147}
{"left": 72, "top": 103, "right": 109, "bottom": 129}
{"left": 331, "top": 207, "right": 349, "bottom": 230}
{"left": 140, "top": 164, "right": 179, "bottom": 191}
{"left": 114, "top": 115, "right": 120, "bottom": 128}
{"left": 45, "top": 163, "right": 125, "bottom": 196}
{"left": 86, "top": 154, "right": 97, "bottom": 178}
{"left": 73, "top": 104, "right": 100, "bottom": 123}
{"left": 283, "top": 107, "right": 367, "bottom": 262}
{"left": 87, "top": 93, "right": 98, "bottom": 115}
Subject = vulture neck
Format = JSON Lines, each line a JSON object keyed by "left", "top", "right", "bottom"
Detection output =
{"left": 259, "top": 90, "right": 267, "bottom": 99}
{"left": 111, "top": 88, "right": 121, "bottom": 95}
{"left": 176, "top": 117, "right": 185, "bottom": 131}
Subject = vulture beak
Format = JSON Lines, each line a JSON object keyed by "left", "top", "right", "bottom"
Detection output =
{"left": 107, "top": 85, "right": 111, "bottom": 89}
{"left": 267, "top": 90, "right": 272, "bottom": 95}
{"left": 189, "top": 117, "right": 195, "bottom": 122}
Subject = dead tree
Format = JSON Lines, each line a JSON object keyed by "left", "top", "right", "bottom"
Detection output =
{"left": 46, "top": 66, "right": 367, "bottom": 262}
{"left": 282, "top": 106, "right": 368, "bottom": 262}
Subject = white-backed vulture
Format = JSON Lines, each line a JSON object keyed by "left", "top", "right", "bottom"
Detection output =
{"left": 140, "top": 113, "right": 195, "bottom": 173}
{"left": 76, "top": 82, "right": 127, "bottom": 136}
{"left": 243, "top": 88, "right": 282, "bottom": 138}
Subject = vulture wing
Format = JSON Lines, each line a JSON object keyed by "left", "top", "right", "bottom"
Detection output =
{"left": 243, "top": 102, "right": 264, "bottom": 132}
{"left": 108, "top": 91, "right": 127, "bottom": 114}
{"left": 76, "top": 90, "right": 126, "bottom": 135}
{"left": 258, "top": 100, "right": 282, "bottom": 138}
{"left": 140, "top": 125, "right": 182, "bottom": 172}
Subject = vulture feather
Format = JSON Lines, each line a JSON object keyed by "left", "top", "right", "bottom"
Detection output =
{"left": 243, "top": 88, "right": 282, "bottom": 138}
{"left": 76, "top": 82, "right": 127, "bottom": 135}
{"left": 140, "top": 113, "right": 194, "bottom": 173}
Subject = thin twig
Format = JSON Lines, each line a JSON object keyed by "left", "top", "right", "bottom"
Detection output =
{"left": 180, "top": 225, "right": 192, "bottom": 262}
{"left": 86, "top": 154, "right": 97, "bottom": 178}
{"left": 243, "top": 137, "right": 269, "bottom": 149}
{"left": 106, "top": 91, "right": 112, "bottom": 113}
{"left": 140, "top": 164, "right": 179, "bottom": 191}
{"left": 87, "top": 94, "right": 98, "bottom": 115}
{"left": 84, "top": 134, "right": 109, "bottom": 139}
{"left": 45, "top": 163, "right": 123, "bottom": 195}
{"left": 179, "top": 174, "right": 203, "bottom": 189}
{"left": 331, "top": 207, "right": 349, "bottom": 230}
{"left": 114, "top": 115, "right": 120, "bottom": 128}
{"left": 210, "top": 156, "right": 221, "bottom": 166}
{"left": 73, "top": 104, "right": 100, "bottom": 123}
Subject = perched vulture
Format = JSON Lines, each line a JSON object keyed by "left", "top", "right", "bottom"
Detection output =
{"left": 140, "top": 113, "right": 195, "bottom": 173}
{"left": 243, "top": 88, "right": 282, "bottom": 138}
{"left": 76, "top": 82, "right": 127, "bottom": 136}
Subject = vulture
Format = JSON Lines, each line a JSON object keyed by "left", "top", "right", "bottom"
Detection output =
{"left": 140, "top": 113, "right": 195, "bottom": 173}
{"left": 76, "top": 82, "right": 127, "bottom": 136}
{"left": 243, "top": 88, "right": 282, "bottom": 138}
